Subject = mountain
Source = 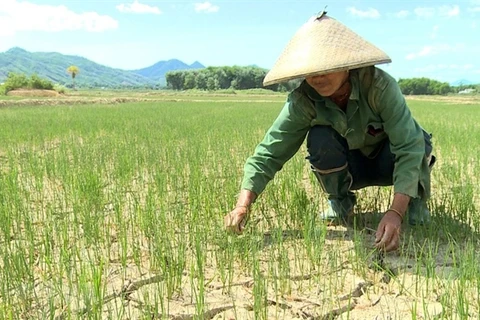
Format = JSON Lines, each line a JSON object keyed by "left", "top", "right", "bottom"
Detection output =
{"left": 0, "top": 47, "right": 205, "bottom": 88}
{"left": 190, "top": 61, "right": 205, "bottom": 69}
{"left": 0, "top": 47, "right": 155, "bottom": 87}
{"left": 132, "top": 59, "right": 205, "bottom": 81}
{"left": 450, "top": 79, "right": 477, "bottom": 87}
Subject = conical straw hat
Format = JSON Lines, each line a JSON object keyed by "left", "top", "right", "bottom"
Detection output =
{"left": 263, "top": 13, "right": 391, "bottom": 86}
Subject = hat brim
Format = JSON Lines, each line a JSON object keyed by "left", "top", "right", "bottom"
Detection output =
{"left": 263, "top": 15, "right": 392, "bottom": 86}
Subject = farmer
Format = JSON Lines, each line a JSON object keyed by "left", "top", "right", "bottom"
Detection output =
{"left": 223, "top": 12, "right": 435, "bottom": 252}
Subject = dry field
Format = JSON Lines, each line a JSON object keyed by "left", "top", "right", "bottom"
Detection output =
{"left": 0, "top": 92, "right": 479, "bottom": 319}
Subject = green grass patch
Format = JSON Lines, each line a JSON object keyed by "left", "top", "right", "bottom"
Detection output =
{"left": 0, "top": 96, "right": 479, "bottom": 319}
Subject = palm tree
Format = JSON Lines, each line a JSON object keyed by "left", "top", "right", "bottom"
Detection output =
{"left": 66, "top": 65, "right": 79, "bottom": 90}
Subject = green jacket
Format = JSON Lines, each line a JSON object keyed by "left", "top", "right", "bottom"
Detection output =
{"left": 241, "top": 66, "right": 431, "bottom": 200}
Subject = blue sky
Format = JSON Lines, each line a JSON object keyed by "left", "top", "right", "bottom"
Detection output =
{"left": 1, "top": 0, "right": 479, "bottom": 83}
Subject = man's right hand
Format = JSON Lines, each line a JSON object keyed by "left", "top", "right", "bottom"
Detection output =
{"left": 224, "top": 206, "right": 249, "bottom": 234}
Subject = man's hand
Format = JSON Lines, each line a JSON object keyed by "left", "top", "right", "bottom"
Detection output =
{"left": 224, "top": 206, "right": 249, "bottom": 234}
{"left": 375, "top": 211, "right": 403, "bottom": 252}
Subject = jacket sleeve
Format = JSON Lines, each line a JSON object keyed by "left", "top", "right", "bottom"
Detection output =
{"left": 241, "top": 91, "right": 313, "bottom": 196}
{"left": 372, "top": 70, "right": 426, "bottom": 198}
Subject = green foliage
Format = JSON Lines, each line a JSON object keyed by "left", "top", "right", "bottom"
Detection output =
{"left": 398, "top": 77, "right": 454, "bottom": 95}
{"left": 29, "top": 74, "right": 54, "bottom": 90}
{"left": 2, "top": 72, "right": 54, "bottom": 93}
{"left": 53, "top": 84, "right": 67, "bottom": 94}
{"left": 454, "top": 83, "right": 479, "bottom": 94}
{"left": 166, "top": 66, "right": 302, "bottom": 92}
{"left": 4, "top": 72, "right": 29, "bottom": 92}
{"left": 184, "top": 72, "right": 196, "bottom": 90}
{"left": 165, "top": 71, "right": 185, "bottom": 90}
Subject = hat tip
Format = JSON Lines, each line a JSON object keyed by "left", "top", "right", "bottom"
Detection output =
{"left": 315, "top": 6, "right": 328, "bottom": 20}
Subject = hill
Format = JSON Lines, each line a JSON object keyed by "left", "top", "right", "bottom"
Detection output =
{"left": 450, "top": 79, "right": 477, "bottom": 87}
{"left": 0, "top": 47, "right": 154, "bottom": 88}
{"left": 0, "top": 48, "right": 204, "bottom": 88}
{"left": 131, "top": 59, "right": 205, "bottom": 82}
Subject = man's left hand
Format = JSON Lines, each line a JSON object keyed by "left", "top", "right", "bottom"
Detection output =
{"left": 375, "top": 211, "right": 402, "bottom": 252}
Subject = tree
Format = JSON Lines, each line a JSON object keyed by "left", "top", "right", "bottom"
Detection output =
{"left": 4, "top": 72, "right": 28, "bottom": 92}
{"left": 165, "top": 66, "right": 285, "bottom": 92}
{"left": 165, "top": 71, "right": 185, "bottom": 90}
{"left": 66, "top": 65, "right": 80, "bottom": 90}
{"left": 195, "top": 72, "right": 208, "bottom": 90}
{"left": 398, "top": 77, "right": 453, "bottom": 95}
{"left": 184, "top": 72, "right": 196, "bottom": 90}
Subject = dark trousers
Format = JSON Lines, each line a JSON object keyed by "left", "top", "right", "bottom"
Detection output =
{"left": 306, "top": 125, "right": 433, "bottom": 191}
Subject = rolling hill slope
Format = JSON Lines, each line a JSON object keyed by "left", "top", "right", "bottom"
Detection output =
{"left": 0, "top": 47, "right": 204, "bottom": 88}
{"left": 131, "top": 59, "right": 205, "bottom": 82}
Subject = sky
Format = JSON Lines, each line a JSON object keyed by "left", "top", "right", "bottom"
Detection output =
{"left": 1, "top": 0, "right": 480, "bottom": 83}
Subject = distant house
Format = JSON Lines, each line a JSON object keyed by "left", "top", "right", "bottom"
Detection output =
{"left": 458, "top": 88, "right": 476, "bottom": 94}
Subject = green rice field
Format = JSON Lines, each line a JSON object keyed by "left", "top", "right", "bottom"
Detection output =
{"left": 0, "top": 93, "right": 479, "bottom": 319}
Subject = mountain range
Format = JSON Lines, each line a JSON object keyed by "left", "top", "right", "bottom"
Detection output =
{"left": 0, "top": 47, "right": 205, "bottom": 88}
{"left": 0, "top": 47, "right": 477, "bottom": 89}
{"left": 449, "top": 79, "right": 477, "bottom": 87}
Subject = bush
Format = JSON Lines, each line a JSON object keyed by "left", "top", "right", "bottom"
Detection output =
{"left": 29, "top": 74, "right": 54, "bottom": 90}
{"left": 0, "top": 85, "right": 6, "bottom": 96}
{"left": 4, "top": 72, "right": 29, "bottom": 92}
{"left": 2, "top": 72, "right": 54, "bottom": 93}
{"left": 54, "top": 84, "right": 67, "bottom": 94}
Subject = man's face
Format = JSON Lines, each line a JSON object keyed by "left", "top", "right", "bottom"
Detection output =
{"left": 305, "top": 71, "right": 349, "bottom": 97}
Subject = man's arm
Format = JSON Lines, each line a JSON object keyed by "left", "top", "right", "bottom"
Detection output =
{"left": 371, "top": 69, "right": 426, "bottom": 251}
{"left": 226, "top": 89, "right": 314, "bottom": 233}
{"left": 241, "top": 90, "right": 314, "bottom": 195}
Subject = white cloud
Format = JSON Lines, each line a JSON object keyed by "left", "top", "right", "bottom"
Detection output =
{"left": 468, "top": 7, "right": 480, "bottom": 12}
{"left": 439, "top": 5, "right": 460, "bottom": 17}
{"left": 346, "top": 7, "right": 380, "bottom": 19}
{"left": 194, "top": 2, "right": 219, "bottom": 13}
{"left": 406, "top": 44, "right": 466, "bottom": 60}
{"left": 116, "top": 1, "right": 162, "bottom": 14}
{"left": 406, "top": 46, "right": 433, "bottom": 60}
{"left": 414, "top": 5, "right": 460, "bottom": 18}
{"left": 473, "top": 22, "right": 478, "bottom": 29}
{"left": 0, "top": 0, "right": 117, "bottom": 36}
{"left": 414, "top": 7, "right": 435, "bottom": 18}
{"left": 395, "top": 10, "right": 410, "bottom": 18}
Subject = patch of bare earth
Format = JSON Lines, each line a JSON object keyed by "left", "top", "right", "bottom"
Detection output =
{"left": 68, "top": 177, "right": 468, "bottom": 319}
{"left": 406, "top": 95, "right": 480, "bottom": 105}
{"left": 0, "top": 97, "right": 283, "bottom": 107}
{"left": 77, "top": 227, "right": 450, "bottom": 320}
{"left": 7, "top": 89, "right": 60, "bottom": 97}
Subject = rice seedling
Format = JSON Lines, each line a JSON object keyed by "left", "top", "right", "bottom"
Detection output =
{"left": 0, "top": 94, "right": 478, "bottom": 319}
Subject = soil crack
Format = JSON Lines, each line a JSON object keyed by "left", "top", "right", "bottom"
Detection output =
{"left": 169, "top": 305, "right": 235, "bottom": 320}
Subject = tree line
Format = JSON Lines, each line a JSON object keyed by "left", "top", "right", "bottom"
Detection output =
{"left": 165, "top": 66, "right": 301, "bottom": 92}
{"left": 398, "top": 78, "right": 478, "bottom": 95}
{"left": 2, "top": 67, "right": 478, "bottom": 96}
{"left": 167, "top": 67, "right": 478, "bottom": 95}
{"left": 398, "top": 77, "right": 454, "bottom": 95}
